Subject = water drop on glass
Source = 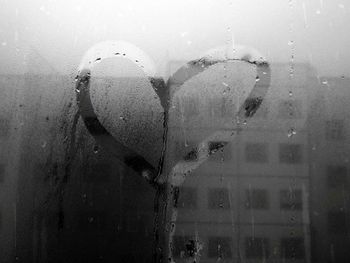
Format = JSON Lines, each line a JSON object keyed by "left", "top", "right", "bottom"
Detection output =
{"left": 288, "top": 128, "right": 296, "bottom": 138}
{"left": 93, "top": 145, "right": 99, "bottom": 154}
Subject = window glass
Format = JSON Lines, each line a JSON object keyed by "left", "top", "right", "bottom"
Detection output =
{"left": 245, "top": 189, "right": 269, "bottom": 209}
{"left": 279, "top": 144, "right": 303, "bottom": 164}
{"left": 245, "top": 237, "right": 270, "bottom": 259}
{"left": 280, "top": 189, "right": 303, "bottom": 210}
{"left": 207, "top": 236, "right": 232, "bottom": 259}
{"left": 245, "top": 143, "right": 269, "bottom": 163}
{"left": 208, "top": 188, "right": 230, "bottom": 209}
{"left": 1, "top": 0, "right": 350, "bottom": 262}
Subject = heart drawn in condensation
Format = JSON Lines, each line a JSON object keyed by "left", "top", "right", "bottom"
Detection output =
{"left": 75, "top": 41, "right": 271, "bottom": 186}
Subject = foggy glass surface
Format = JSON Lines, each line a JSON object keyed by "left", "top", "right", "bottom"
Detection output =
{"left": 0, "top": 0, "right": 349, "bottom": 262}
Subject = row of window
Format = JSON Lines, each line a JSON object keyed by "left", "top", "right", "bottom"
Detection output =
{"left": 32, "top": 162, "right": 347, "bottom": 191}
{"left": 179, "top": 142, "right": 304, "bottom": 164}
{"left": 175, "top": 187, "right": 303, "bottom": 211}
{"left": 0, "top": 118, "right": 10, "bottom": 138}
{"left": 172, "top": 236, "right": 305, "bottom": 259}
{"left": 177, "top": 98, "right": 303, "bottom": 120}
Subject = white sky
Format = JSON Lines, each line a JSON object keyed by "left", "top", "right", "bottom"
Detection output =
{"left": 0, "top": 0, "right": 349, "bottom": 76}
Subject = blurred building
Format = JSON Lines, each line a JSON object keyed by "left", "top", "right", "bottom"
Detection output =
{"left": 0, "top": 74, "right": 26, "bottom": 261}
{"left": 308, "top": 77, "right": 350, "bottom": 263}
{"left": 167, "top": 61, "right": 319, "bottom": 263}
{"left": 1, "top": 51, "right": 349, "bottom": 263}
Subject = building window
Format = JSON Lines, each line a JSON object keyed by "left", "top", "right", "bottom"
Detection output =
{"left": 181, "top": 97, "right": 199, "bottom": 118}
{"left": 278, "top": 99, "right": 302, "bottom": 119}
{"left": 208, "top": 188, "right": 230, "bottom": 209}
{"left": 327, "top": 165, "right": 347, "bottom": 188}
{"left": 175, "top": 141, "right": 198, "bottom": 162}
{"left": 328, "top": 212, "right": 348, "bottom": 234}
{"left": 208, "top": 97, "right": 234, "bottom": 118}
{"left": 174, "top": 186, "right": 197, "bottom": 209}
{"left": 279, "top": 144, "right": 302, "bottom": 164}
{"left": 246, "top": 189, "right": 269, "bottom": 209}
{"left": 208, "top": 141, "right": 232, "bottom": 161}
{"left": 245, "top": 143, "right": 268, "bottom": 163}
{"left": 245, "top": 237, "right": 270, "bottom": 259}
{"left": 280, "top": 190, "right": 302, "bottom": 210}
{"left": 280, "top": 238, "right": 305, "bottom": 259}
{"left": 208, "top": 237, "right": 232, "bottom": 259}
{"left": 326, "top": 120, "right": 345, "bottom": 140}
{"left": 0, "top": 118, "right": 10, "bottom": 137}
{"left": 172, "top": 236, "right": 196, "bottom": 258}
{"left": 84, "top": 163, "right": 111, "bottom": 183}
{"left": 0, "top": 164, "right": 5, "bottom": 183}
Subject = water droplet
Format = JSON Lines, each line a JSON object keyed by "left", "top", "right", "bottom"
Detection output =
{"left": 94, "top": 57, "right": 102, "bottom": 63}
{"left": 288, "top": 40, "right": 294, "bottom": 46}
{"left": 289, "top": 91, "right": 293, "bottom": 97}
{"left": 93, "top": 145, "right": 99, "bottom": 154}
{"left": 119, "top": 116, "right": 127, "bottom": 122}
{"left": 74, "top": 75, "right": 79, "bottom": 82}
{"left": 41, "top": 141, "right": 47, "bottom": 148}
{"left": 222, "top": 82, "right": 229, "bottom": 87}
{"left": 75, "top": 87, "right": 80, "bottom": 93}
{"left": 322, "top": 80, "right": 328, "bottom": 85}
{"left": 88, "top": 217, "right": 94, "bottom": 223}
{"left": 288, "top": 128, "right": 297, "bottom": 138}
{"left": 341, "top": 75, "right": 345, "bottom": 79}
{"left": 255, "top": 76, "right": 260, "bottom": 82}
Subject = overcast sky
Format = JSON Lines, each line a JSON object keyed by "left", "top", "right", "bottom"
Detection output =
{"left": 0, "top": 0, "right": 349, "bottom": 77}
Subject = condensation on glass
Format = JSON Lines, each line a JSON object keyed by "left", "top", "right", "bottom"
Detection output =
{"left": 0, "top": 1, "right": 349, "bottom": 263}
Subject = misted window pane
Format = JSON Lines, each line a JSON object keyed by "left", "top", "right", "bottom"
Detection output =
{"left": 326, "top": 120, "right": 345, "bottom": 140}
{"left": 208, "top": 188, "right": 230, "bottom": 209}
{"left": 182, "top": 97, "right": 199, "bottom": 118}
{"left": 245, "top": 143, "right": 268, "bottom": 163}
{"left": 278, "top": 100, "right": 302, "bottom": 119}
{"left": 174, "top": 186, "right": 197, "bottom": 209}
{"left": 172, "top": 236, "right": 196, "bottom": 258}
{"left": 328, "top": 212, "right": 348, "bottom": 234}
{"left": 175, "top": 141, "right": 198, "bottom": 162}
{"left": 280, "top": 190, "right": 302, "bottom": 210}
{"left": 208, "top": 141, "right": 232, "bottom": 162}
{"left": 245, "top": 237, "right": 269, "bottom": 259}
{"left": 0, "top": 118, "right": 9, "bottom": 137}
{"left": 245, "top": 189, "right": 269, "bottom": 209}
{"left": 280, "top": 238, "right": 305, "bottom": 259}
{"left": 279, "top": 144, "right": 302, "bottom": 164}
{"left": 327, "top": 165, "right": 347, "bottom": 188}
{"left": 208, "top": 237, "right": 232, "bottom": 259}
{"left": 208, "top": 97, "right": 234, "bottom": 118}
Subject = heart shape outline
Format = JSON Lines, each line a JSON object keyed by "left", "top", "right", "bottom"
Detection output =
{"left": 75, "top": 41, "right": 271, "bottom": 187}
